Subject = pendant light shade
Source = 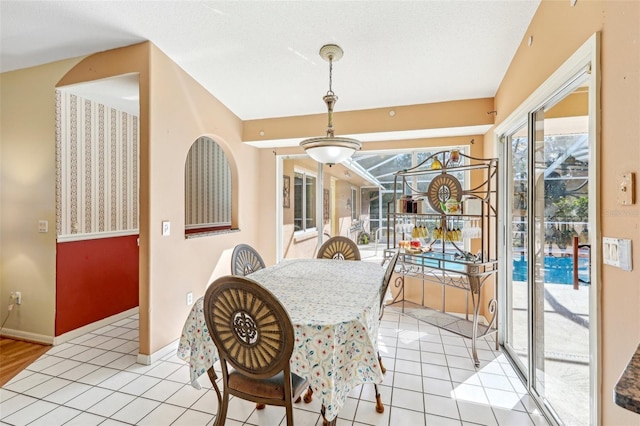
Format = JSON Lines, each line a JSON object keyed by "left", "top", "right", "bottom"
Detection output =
{"left": 300, "top": 44, "right": 361, "bottom": 165}
{"left": 300, "top": 136, "right": 361, "bottom": 165}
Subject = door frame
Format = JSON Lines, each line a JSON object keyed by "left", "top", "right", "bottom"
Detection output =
{"left": 495, "top": 32, "right": 601, "bottom": 425}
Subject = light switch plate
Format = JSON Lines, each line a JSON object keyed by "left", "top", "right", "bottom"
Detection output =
{"left": 603, "top": 237, "right": 620, "bottom": 267}
{"left": 603, "top": 237, "right": 633, "bottom": 271}
{"left": 162, "top": 221, "right": 170, "bottom": 236}
{"left": 617, "top": 172, "right": 635, "bottom": 205}
{"left": 618, "top": 239, "right": 633, "bottom": 271}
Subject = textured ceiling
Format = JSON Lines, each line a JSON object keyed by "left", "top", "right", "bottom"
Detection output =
{"left": 0, "top": 0, "right": 540, "bottom": 121}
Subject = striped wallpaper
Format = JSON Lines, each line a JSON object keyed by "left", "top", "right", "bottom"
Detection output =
{"left": 56, "top": 90, "right": 139, "bottom": 238}
{"left": 185, "top": 137, "right": 231, "bottom": 228}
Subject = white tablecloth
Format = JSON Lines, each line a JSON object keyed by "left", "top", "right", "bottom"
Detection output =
{"left": 177, "top": 258, "right": 385, "bottom": 421}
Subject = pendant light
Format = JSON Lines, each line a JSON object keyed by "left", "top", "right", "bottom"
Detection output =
{"left": 300, "top": 44, "right": 361, "bottom": 165}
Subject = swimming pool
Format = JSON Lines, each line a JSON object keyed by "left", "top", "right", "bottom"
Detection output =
{"left": 512, "top": 256, "right": 590, "bottom": 285}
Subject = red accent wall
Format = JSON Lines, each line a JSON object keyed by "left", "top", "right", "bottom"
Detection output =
{"left": 56, "top": 235, "right": 139, "bottom": 336}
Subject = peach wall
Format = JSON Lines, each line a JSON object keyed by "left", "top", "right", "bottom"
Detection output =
{"left": 0, "top": 58, "right": 82, "bottom": 341}
{"left": 490, "top": 1, "right": 640, "bottom": 424}
{"left": 56, "top": 42, "right": 263, "bottom": 356}
{"left": 244, "top": 97, "right": 495, "bottom": 141}
{"left": 257, "top": 148, "right": 278, "bottom": 265}
{"left": 145, "top": 45, "right": 261, "bottom": 355}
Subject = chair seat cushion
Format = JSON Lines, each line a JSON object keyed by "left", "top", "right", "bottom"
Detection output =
{"left": 228, "top": 370, "right": 308, "bottom": 400}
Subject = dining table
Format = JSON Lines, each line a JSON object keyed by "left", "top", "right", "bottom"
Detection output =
{"left": 176, "top": 258, "right": 386, "bottom": 424}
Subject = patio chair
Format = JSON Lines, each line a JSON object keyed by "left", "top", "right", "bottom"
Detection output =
{"left": 203, "top": 275, "right": 309, "bottom": 426}
{"left": 316, "top": 236, "right": 361, "bottom": 260}
{"left": 231, "top": 244, "right": 265, "bottom": 276}
{"left": 372, "top": 250, "right": 400, "bottom": 413}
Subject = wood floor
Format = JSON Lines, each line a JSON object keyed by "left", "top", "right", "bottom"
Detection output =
{"left": 0, "top": 337, "right": 51, "bottom": 387}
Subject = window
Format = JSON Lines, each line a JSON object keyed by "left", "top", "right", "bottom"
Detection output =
{"left": 294, "top": 171, "right": 316, "bottom": 232}
{"left": 351, "top": 148, "right": 467, "bottom": 237}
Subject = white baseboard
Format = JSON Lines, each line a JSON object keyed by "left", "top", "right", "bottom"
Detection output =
{"left": 53, "top": 307, "right": 139, "bottom": 345}
{"left": 5, "top": 307, "right": 182, "bottom": 368}
{"left": 137, "top": 339, "right": 179, "bottom": 365}
{"left": 1, "top": 307, "right": 139, "bottom": 346}
{"left": 0, "top": 329, "right": 55, "bottom": 345}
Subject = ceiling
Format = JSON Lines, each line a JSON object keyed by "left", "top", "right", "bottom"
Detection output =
{"left": 1, "top": 0, "right": 540, "bottom": 123}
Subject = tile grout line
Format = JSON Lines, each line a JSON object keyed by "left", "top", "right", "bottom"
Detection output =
{"left": 0, "top": 312, "right": 548, "bottom": 426}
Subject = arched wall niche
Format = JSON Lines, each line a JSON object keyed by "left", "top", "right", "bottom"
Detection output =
{"left": 184, "top": 134, "right": 240, "bottom": 237}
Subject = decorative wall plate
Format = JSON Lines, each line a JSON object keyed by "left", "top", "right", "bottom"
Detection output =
{"left": 427, "top": 174, "right": 463, "bottom": 213}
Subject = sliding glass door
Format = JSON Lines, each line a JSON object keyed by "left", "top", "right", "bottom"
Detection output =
{"left": 533, "top": 95, "right": 592, "bottom": 425}
{"left": 502, "top": 66, "right": 596, "bottom": 426}
{"left": 506, "top": 122, "right": 530, "bottom": 374}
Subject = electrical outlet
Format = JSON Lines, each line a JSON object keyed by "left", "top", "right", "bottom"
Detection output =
{"left": 38, "top": 220, "right": 48, "bottom": 233}
{"left": 186, "top": 292, "right": 193, "bottom": 306}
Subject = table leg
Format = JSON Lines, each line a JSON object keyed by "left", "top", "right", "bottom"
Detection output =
{"left": 374, "top": 384, "right": 384, "bottom": 413}
{"left": 321, "top": 405, "right": 337, "bottom": 426}
{"left": 303, "top": 386, "right": 313, "bottom": 403}
{"left": 378, "top": 351, "right": 386, "bottom": 374}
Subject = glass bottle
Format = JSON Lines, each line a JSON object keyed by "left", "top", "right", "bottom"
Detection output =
{"left": 450, "top": 149, "right": 460, "bottom": 165}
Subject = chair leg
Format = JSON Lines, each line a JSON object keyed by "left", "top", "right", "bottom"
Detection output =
{"left": 207, "top": 367, "right": 226, "bottom": 425}
{"left": 303, "top": 386, "right": 313, "bottom": 403}
{"left": 378, "top": 351, "right": 386, "bottom": 374}
{"left": 285, "top": 400, "right": 294, "bottom": 426}
{"left": 256, "top": 403, "right": 266, "bottom": 410}
{"left": 215, "top": 389, "right": 230, "bottom": 426}
{"left": 374, "top": 384, "right": 384, "bottom": 413}
{"left": 206, "top": 367, "right": 222, "bottom": 408}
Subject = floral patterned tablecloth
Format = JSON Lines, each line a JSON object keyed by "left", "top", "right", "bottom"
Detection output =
{"left": 177, "top": 258, "right": 385, "bottom": 422}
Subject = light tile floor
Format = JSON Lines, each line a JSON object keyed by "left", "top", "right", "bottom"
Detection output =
{"left": 0, "top": 310, "right": 550, "bottom": 426}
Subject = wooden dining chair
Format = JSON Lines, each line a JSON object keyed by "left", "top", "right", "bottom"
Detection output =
{"left": 372, "top": 250, "right": 400, "bottom": 413}
{"left": 203, "top": 275, "right": 309, "bottom": 426}
{"left": 231, "top": 243, "right": 266, "bottom": 276}
{"left": 230, "top": 244, "right": 268, "bottom": 411}
{"left": 316, "top": 236, "right": 361, "bottom": 260}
